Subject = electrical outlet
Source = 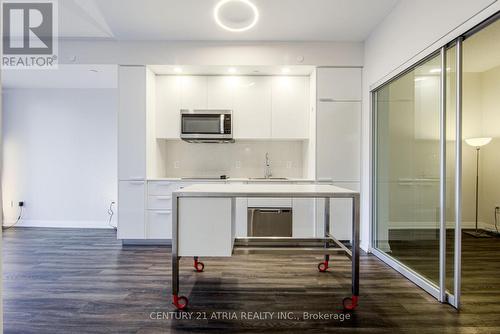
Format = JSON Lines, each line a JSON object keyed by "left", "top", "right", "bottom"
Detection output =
{"left": 286, "top": 161, "right": 292, "bottom": 169}
{"left": 235, "top": 161, "right": 241, "bottom": 169}
{"left": 10, "top": 201, "right": 13, "bottom": 208}
{"left": 174, "top": 161, "right": 180, "bottom": 169}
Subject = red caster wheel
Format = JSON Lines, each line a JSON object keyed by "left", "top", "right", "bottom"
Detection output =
{"left": 343, "top": 296, "right": 358, "bottom": 311}
{"left": 194, "top": 259, "right": 204, "bottom": 272}
{"left": 318, "top": 261, "right": 329, "bottom": 272}
{"left": 173, "top": 295, "right": 189, "bottom": 310}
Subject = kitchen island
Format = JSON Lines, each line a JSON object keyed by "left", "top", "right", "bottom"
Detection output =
{"left": 171, "top": 183, "right": 360, "bottom": 311}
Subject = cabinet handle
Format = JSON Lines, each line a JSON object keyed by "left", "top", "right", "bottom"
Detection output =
{"left": 153, "top": 210, "right": 172, "bottom": 215}
{"left": 129, "top": 181, "right": 144, "bottom": 185}
{"left": 156, "top": 196, "right": 172, "bottom": 200}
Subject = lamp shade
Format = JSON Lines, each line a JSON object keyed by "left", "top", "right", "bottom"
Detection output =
{"left": 465, "top": 137, "right": 492, "bottom": 147}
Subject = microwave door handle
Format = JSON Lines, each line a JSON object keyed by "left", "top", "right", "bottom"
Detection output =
{"left": 220, "top": 114, "right": 224, "bottom": 134}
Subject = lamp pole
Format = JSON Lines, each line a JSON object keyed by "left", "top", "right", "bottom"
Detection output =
{"left": 474, "top": 147, "right": 480, "bottom": 232}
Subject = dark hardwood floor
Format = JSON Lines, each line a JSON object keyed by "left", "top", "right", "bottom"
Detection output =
{"left": 3, "top": 227, "right": 500, "bottom": 333}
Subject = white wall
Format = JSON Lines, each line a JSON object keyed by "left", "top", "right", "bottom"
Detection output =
{"left": 477, "top": 65, "right": 500, "bottom": 230}
{"left": 362, "top": 0, "right": 499, "bottom": 250}
{"left": 2, "top": 89, "right": 118, "bottom": 228}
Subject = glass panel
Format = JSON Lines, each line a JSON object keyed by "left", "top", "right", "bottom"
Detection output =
{"left": 459, "top": 18, "right": 500, "bottom": 306}
{"left": 375, "top": 54, "right": 442, "bottom": 284}
{"left": 182, "top": 115, "right": 221, "bottom": 134}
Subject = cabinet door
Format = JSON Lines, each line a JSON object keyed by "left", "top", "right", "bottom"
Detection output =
{"left": 156, "top": 76, "right": 181, "bottom": 139}
{"left": 271, "top": 76, "right": 309, "bottom": 139}
{"left": 180, "top": 76, "right": 207, "bottom": 110}
{"left": 235, "top": 197, "right": 248, "bottom": 238}
{"left": 233, "top": 76, "right": 272, "bottom": 139}
{"left": 118, "top": 180, "right": 146, "bottom": 239}
{"left": 147, "top": 210, "right": 172, "bottom": 239}
{"left": 292, "top": 198, "right": 315, "bottom": 237}
{"left": 315, "top": 182, "right": 359, "bottom": 241}
{"left": 207, "top": 76, "right": 236, "bottom": 109}
{"left": 317, "top": 68, "right": 361, "bottom": 101}
{"left": 316, "top": 101, "right": 361, "bottom": 181}
{"left": 118, "top": 66, "right": 146, "bottom": 180}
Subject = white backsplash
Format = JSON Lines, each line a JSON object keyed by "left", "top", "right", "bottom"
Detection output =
{"left": 158, "top": 140, "right": 305, "bottom": 178}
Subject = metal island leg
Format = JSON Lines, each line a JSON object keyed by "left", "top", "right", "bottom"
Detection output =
{"left": 318, "top": 198, "right": 331, "bottom": 272}
{"left": 343, "top": 193, "right": 360, "bottom": 310}
{"left": 172, "top": 193, "right": 188, "bottom": 310}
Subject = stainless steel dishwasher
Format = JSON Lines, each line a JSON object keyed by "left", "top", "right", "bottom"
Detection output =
{"left": 247, "top": 207, "right": 293, "bottom": 237}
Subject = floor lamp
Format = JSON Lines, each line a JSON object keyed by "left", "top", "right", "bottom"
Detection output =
{"left": 464, "top": 137, "right": 492, "bottom": 238}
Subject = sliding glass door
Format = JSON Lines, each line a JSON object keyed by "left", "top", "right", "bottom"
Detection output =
{"left": 373, "top": 53, "right": 442, "bottom": 285}
{"left": 372, "top": 43, "right": 463, "bottom": 307}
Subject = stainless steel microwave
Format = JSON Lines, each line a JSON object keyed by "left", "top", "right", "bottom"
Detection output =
{"left": 180, "top": 109, "right": 233, "bottom": 143}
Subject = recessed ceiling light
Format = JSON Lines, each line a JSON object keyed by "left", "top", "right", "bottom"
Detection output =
{"left": 89, "top": 69, "right": 99, "bottom": 73}
{"left": 214, "top": 0, "right": 259, "bottom": 32}
{"left": 173, "top": 67, "right": 183, "bottom": 73}
{"left": 228, "top": 67, "right": 237, "bottom": 74}
{"left": 281, "top": 67, "right": 291, "bottom": 74}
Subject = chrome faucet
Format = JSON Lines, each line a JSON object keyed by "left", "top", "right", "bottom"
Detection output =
{"left": 264, "top": 152, "right": 272, "bottom": 179}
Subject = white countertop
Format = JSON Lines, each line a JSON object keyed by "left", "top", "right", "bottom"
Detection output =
{"left": 147, "top": 177, "right": 319, "bottom": 182}
{"left": 174, "top": 183, "right": 358, "bottom": 198}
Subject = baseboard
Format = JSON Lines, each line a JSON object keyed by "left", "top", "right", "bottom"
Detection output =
{"left": 387, "top": 221, "right": 486, "bottom": 230}
{"left": 3, "top": 219, "right": 114, "bottom": 229}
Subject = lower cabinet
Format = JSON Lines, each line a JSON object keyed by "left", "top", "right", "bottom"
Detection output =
{"left": 292, "top": 198, "right": 316, "bottom": 237}
{"left": 146, "top": 210, "right": 172, "bottom": 239}
{"left": 315, "top": 182, "right": 360, "bottom": 241}
{"left": 118, "top": 180, "right": 353, "bottom": 242}
{"left": 118, "top": 180, "right": 146, "bottom": 239}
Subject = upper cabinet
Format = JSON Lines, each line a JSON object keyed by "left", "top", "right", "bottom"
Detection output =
{"left": 316, "top": 101, "right": 361, "bottom": 181}
{"left": 317, "top": 68, "right": 362, "bottom": 101}
{"left": 315, "top": 67, "right": 362, "bottom": 182}
{"left": 155, "top": 74, "right": 309, "bottom": 140}
{"left": 207, "top": 76, "right": 236, "bottom": 110}
{"left": 233, "top": 76, "right": 272, "bottom": 139}
{"left": 271, "top": 76, "right": 309, "bottom": 139}
{"left": 180, "top": 76, "right": 208, "bottom": 110}
{"left": 118, "top": 66, "right": 147, "bottom": 180}
{"left": 156, "top": 76, "right": 181, "bottom": 140}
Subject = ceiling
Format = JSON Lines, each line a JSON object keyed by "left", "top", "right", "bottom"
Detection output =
{"left": 59, "top": 0, "right": 399, "bottom": 42}
{"left": 2, "top": 65, "right": 118, "bottom": 89}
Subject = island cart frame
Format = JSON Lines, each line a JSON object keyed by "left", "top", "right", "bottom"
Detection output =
{"left": 171, "top": 188, "right": 360, "bottom": 311}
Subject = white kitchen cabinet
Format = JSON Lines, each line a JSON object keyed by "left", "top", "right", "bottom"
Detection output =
{"left": 180, "top": 76, "right": 208, "bottom": 110}
{"left": 147, "top": 210, "right": 172, "bottom": 239}
{"left": 235, "top": 197, "right": 248, "bottom": 237}
{"left": 317, "top": 67, "right": 362, "bottom": 101}
{"left": 315, "top": 182, "right": 360, "bottom": 241}
{"left": 316, "top": 101, "right": 361, "bottom": 182}
{"left": 178, "top": 197, "right": 234, "bottom": 256}
{"left": 156, "top": 76, "right": 181, "bottom": 139}
{"left": 233, "top": 76, "right": 272, "bottom": 139}
{"left": 292, "top": 198, "right": 315, "bottom": 237}
{"left": 271, "top": 76, "right": 309, "bottom": 139}
{"left": 207, "top": 76, "right": 236, "bottom": 109}
{"left": 118, "top": 180, "right": 146, "bottom": 239}
{"left": 118, "top": 66, "right": 147, "bottom": 180}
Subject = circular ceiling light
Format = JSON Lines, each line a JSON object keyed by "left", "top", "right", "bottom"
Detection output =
{"left": 214, "top": 0, "right": 259, "bottom": 32}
